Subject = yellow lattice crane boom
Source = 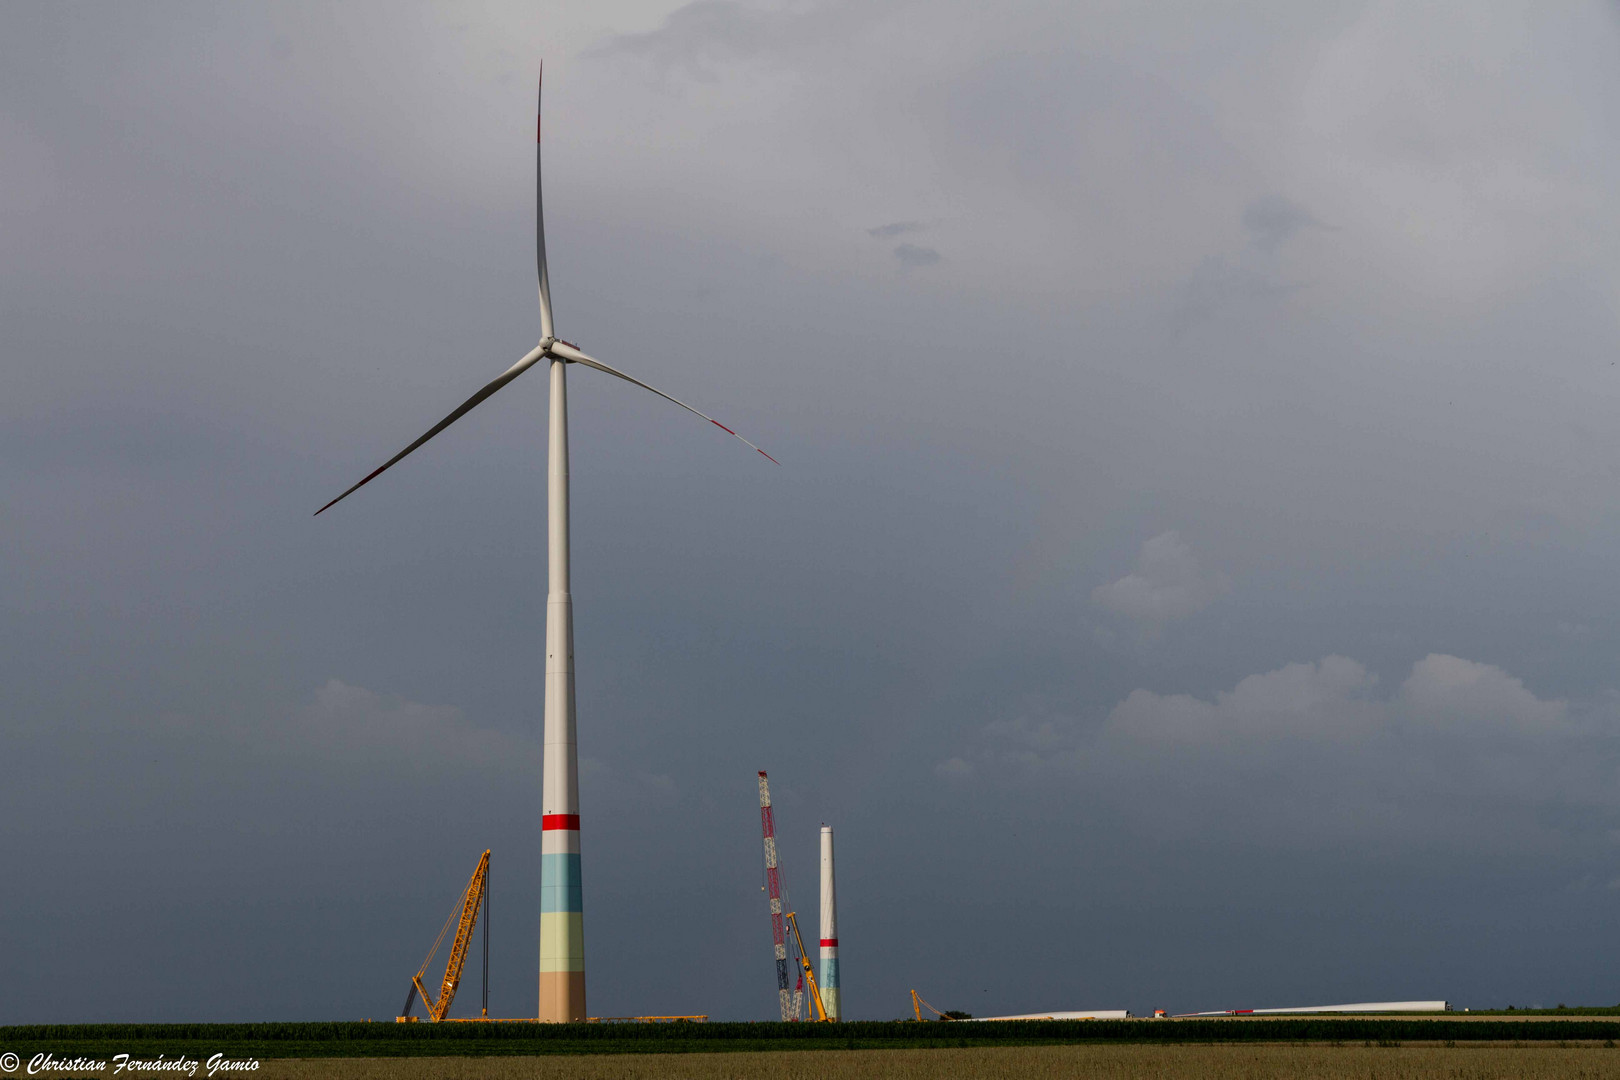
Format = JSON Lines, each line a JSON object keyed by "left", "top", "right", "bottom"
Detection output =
{"left": 912, "top": 989, "right": 952, "bottom": 1021}
{"left": 398, "top": 849, "right": 490, "bottom": 1022}
{"left": 784, "top": 910, "right": 829, "bottom": 1022}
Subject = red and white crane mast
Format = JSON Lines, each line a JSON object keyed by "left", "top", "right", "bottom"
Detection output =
{"left": 758, "top": 771, "right": 793, "bottom": 1021}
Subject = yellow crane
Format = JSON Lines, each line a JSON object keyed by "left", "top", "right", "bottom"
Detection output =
{"left": 911, "top": 989, "right": 953, "bottom": 1021}
{"left": 784, "top": 910, "right": 830, "bottom": 1022}
{"left": 397, "top": 849, "right": 490, "bottom": 1022}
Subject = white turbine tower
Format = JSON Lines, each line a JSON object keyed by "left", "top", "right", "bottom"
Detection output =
{"left": 316, "top": 66, "right": 776, "bottom": 1022}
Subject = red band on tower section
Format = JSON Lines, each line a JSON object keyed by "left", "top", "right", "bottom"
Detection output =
{"left": 820, "top": 938, "right": 837, "bottom": 947}
{"left": 543, "top": 814, "right": 579, "bottom": 831}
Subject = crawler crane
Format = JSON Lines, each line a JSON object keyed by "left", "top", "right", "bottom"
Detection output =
{"left": 397, "top": 849, "right": 490, "bottom": 1022}
{"left": 757, "top": 771, "right": 830, "bottom": 1022}
{"left": 785, "top": 910, "right": 830, "bottom": 1022}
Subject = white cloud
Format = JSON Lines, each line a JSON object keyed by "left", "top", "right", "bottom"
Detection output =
{"left": 1091, "top": 531, "right": 1230, "bottom": 633}
{"left": 1296, "top": 1, "right": 1616, "bottom": 308}
{"left": 960, "top": 653, "right": 1619, "bottom": 850}
{"left": 1110, "top": 655, "right": 1379, "bottom": 743}
{"left": 1397, "top": 654, "right": 1566, "bottom": 731}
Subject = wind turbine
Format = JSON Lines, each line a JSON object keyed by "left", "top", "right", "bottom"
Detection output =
{"left": 316, "top": 67, "right": 775, "bottom": 1022}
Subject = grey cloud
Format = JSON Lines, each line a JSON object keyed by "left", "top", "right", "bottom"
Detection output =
{"left": 296, "top": 678, "right": 531, "bottom": 771}
{"left": 586, "top": 1, "right": 788, "bottom": 74}
{"left": 1106, "top": 653, "right": 1574, "bottom": 749}
{"left": 1242, "top": 193, "right": 1330, "bottom": 251}
{"left": 1091, "top": 531, "right": 1229, "bottom": 632}
{"left": 968, "top": 653, "right": 1611, "bottom": 850}
{"left": 868, "top": 221, "right": 926, "bottom": 238}
{"left": 580, "top": 755, "right": 681, "bottom": 804}
{"left": 892, "top": 242, "right": 941, "bottom": 268}
{"left": 1167, "top": 254, "right": 1299, "bottom": 335}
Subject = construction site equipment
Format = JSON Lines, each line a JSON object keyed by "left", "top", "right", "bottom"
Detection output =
{"left": 398, "top": 850, "right": 490, "bottom": 1022}
{"left": 912, "top": 989, "right": 952, "bottom": 1021}
{"left": 757, "top": 772, "right": 793, "bottom": 1021}
{"left": 785, "top": 910, "right": 829, "bottom": 1022}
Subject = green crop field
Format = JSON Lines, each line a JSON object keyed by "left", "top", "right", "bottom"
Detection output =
{"left": 7, "top": 1017, "right": 1620, "bottom": 1063}
{"left": 165, "top": 1044, "right": 1620, "bottom": 1080}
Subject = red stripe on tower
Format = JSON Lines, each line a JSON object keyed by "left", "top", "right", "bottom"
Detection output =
{"left": 820, "top": 938, "right": 837, "bottom": 947}
{"left": 542, "top": 814, "right": 580, "bottom": 831}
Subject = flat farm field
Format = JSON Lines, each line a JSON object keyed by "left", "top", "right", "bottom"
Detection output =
{"left": 250, "top": 1044, "right": 1620, "bottom": 1079}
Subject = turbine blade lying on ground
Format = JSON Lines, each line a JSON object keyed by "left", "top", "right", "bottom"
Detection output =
{"left": 548, "top": 340, "right": 779, "bottom": 465}
{"left": 314, "top": 344, "right": 550, "bottom": 515}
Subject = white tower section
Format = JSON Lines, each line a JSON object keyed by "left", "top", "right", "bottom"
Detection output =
{"left": 819, "top": 824, "right": 840, "bottom": 1020}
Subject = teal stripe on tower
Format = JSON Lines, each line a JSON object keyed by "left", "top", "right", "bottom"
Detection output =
{"left": 540, "top": 853, "right": 583, "bottom": 913}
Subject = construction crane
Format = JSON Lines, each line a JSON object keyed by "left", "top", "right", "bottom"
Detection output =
{"left": 785, "top": 910, "right": 829, "bottom": 1022}
{"left": 397, "top": 849, "right": 490, "bottom": 1022}
{"left": 912, "top": 989, "right": 953, "bottom": 1021}
{"left": 757, "top": 772, "right": 794, "bottom": 1021}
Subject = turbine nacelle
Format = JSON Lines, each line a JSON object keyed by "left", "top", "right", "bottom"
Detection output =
{"left": 543, "top": 337, "right": 589, "bottom": 361}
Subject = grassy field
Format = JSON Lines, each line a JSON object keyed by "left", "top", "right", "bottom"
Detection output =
{"left": 237, "top": 1044, "right": 1620, "bottom": 1079}
{"left": 10, "top": 1017, "right": 1620, "bottom": 1060}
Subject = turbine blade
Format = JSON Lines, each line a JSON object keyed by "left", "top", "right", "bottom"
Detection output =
{"left": 535, "top": 64, "right": 554, "bottom": 341}
{"left": 549, "top": 340, "right": 779, "bottom": 465}
{"left": 315, "top": 344, "right": 550, "bottom": 516}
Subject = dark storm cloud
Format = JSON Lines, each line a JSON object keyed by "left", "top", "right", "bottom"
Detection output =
{"left": 1166, "top": 254, "right": 1300, "bottom": 334}
{"left": 1242, "top": 193, "right": 1331, "bottom": 251}
{"left": 867, "top": 221, "right": 926, "bottom": 238}
{"left": 891, "top": 242, "right": 940, "bottom": 268}
{"left": 5, "top": 0, "right": 1620, "bottom": 1027}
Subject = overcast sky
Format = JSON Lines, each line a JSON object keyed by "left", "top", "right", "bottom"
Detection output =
{"left": 5, "top": 0, "right": 1620, "bottom": 1023}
